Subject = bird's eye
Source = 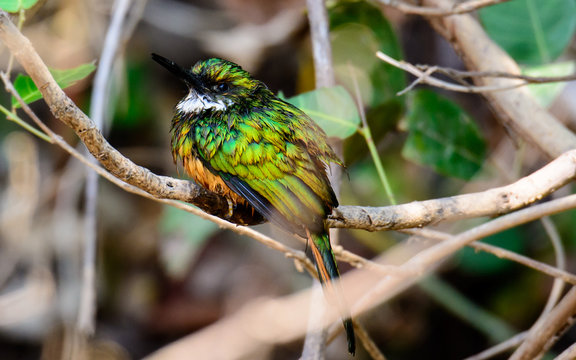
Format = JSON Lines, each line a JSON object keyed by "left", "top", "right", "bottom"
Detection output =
{"left": 214, "top": 83, "right": 229, "bottom": 92}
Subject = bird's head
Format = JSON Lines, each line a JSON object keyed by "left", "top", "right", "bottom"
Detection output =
{"left": 152, "top": 54, "right": 265, "bottom": 116}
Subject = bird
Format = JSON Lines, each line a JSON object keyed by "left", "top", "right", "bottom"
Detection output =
{"left": 152, "top": 53, "right": 356, "bottom": 355}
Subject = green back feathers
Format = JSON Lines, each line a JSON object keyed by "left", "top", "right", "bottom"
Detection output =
{"left": 168, "top": 57, "right": 342, "bottom": 234}
{"left": 171, "top": 86, "right": 341, "bottom": 234}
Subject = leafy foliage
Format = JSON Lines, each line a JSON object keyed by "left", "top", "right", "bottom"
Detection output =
{"left": 11, "top": 62, "right": 96, "bottom": 107}
{"left": 0, "top": 0, "right": 38, "bottom": 12}
{"left": 402, "top": 90, "right": 486, "bottom": 180}
{"left": 480, "top": 0, "right": 576, "bottom": 65}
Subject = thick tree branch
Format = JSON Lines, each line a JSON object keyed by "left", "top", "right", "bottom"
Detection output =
{"left": 329, "top": 149, "right": 576, "bottom": 230}
{"left": 146, "top": 193, "right": 576, "bottom": 359}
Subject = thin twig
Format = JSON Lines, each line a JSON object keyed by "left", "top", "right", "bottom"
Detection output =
{"left": 510, "top": 286, "right": 576, "bottom": 360}
{"left": 377, "top": 51, "right": 528, "bottom": 94}
{"left": 555, "top": 342, "right": 576, "bottom": 360}
{"left": 304, "top": 0, "right": 336, "bottom": 356}
{"left": 425, "top": 65, "right": 576, "bottom": 84}
{"left": 78, "top": 0, "right": 134, "bottom": 337}
{"left": 349, "top": 62, "right": 396, "bottom": 205}
{"left": 540, "top": 217, "right": 567, "bottom": 314}
{"left": 463, "top": 331, "right": 528, "bottom": 360}
{"left": 376, "top": 0, "right": 511, "bottom": 16}
{"left": 401, "top": 228, "right": 576, "bottom": 285}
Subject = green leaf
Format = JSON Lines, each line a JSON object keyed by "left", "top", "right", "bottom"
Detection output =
{"left": 330, "top": 0, "right": 406, "bottom": 107}
{"left": 0, "top": 0, "right": 38, "bottom": 12}
{"left": 402, "top": 90, "right": 486, "bottom": 180}
{"left": 480, "top": 0, "right": 576, "bottom": 65}
{"left": 11, "top": 62, "right": 96, "bottom": 108}
{"left": 159, "top": 205, "right": 219, "bottom": 278}
{"left": 285, "top": 85, "right": 360, "bottom": 139}
{"left": 524, "top": 61, "right": 575, "bottom": 108}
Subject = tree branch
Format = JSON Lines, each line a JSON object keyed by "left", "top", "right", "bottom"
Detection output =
{"left": 329, "top": 149, "right": 576, "bottom": 230}
{"left": 145, "top": 193, "right": 576, "bottom": 359}
{"left": 376, "top": 0, "right": 512, "bottom": 16}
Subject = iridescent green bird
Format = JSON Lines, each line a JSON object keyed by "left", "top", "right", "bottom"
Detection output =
{"left": 152, "top": 53, "right": 355, "bottom": 355}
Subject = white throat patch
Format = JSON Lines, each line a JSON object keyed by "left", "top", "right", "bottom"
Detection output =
{"left": 176, "top": 91, "right": 229, "bottom": 114}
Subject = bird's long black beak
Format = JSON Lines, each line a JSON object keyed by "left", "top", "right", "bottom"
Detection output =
{"left": 151, "top": 53, "right": 201, "bottom": 89}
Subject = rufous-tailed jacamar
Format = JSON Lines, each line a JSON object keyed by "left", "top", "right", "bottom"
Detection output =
{"left": 152, "top": 54, "right": 356, "bottom": 355}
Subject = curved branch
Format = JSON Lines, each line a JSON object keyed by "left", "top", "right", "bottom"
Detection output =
{"left": 329, "top": 149, "right": 576, "bottom": 230}
{"left": 0, "top": 10, "right": 263, "bottom": 226}
{"left": 377, "top": 0, "right": 512, "bottom": 16}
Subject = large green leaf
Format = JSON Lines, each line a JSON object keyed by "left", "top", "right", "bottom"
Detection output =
{"left": 11, "top": 62, "right": 96, "bottom": 108}
{"left": 330, "top": 0, "right": 405, "bottom": 107}
{"left": 480, "top": 0, "right": 576, "bottom": 65}
{"left": 0, "top": 0, "right": 38, "bottom": 12}
{"left": 285, "top": 85, "right": 360, "bottom": 139}
{"left": 402, "top": 90, "right": 486, "bottom": 180}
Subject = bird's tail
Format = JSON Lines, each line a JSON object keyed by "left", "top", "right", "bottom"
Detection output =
{"left": 307, "top": 229, "right": 356, "bottom": 355}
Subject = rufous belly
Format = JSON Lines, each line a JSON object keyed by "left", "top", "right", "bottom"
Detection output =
{"left": 182, "top": 156, "right": 247, "bottom": 206}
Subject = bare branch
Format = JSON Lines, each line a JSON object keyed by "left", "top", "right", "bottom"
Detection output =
{"left": 510, "top": 287, "right": 576, "bottom": 360}
{"left": 145, "top": 194, "right": 576, "bottom": 359}
{"left": 402, "top": 228, "right": 576, "bottom": 286}
{"left": 376, "top": 0, "right": 512, "bottom": 16}
{"left": 377, "top": 51, "right": 572, "bottom": 95}
{"left": 555, "top": 342, "right": 576, "bottom": 360}
{"left": 463, "top": 332, "right": 527, "bottom": 360}
{"left": 426, "top": 65, "right": 576, "bottom": 84}
{"left": 329, "top": 149, "right": 576, "bottom": 230}
{"left": 304, "top": 0, "right": 337, "bottom": 356}
{"left": 2, "top": 9, "right": 576, "bottom": 237}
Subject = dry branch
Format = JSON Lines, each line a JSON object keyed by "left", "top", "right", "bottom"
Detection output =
{"left": 145, "top": 193, "right": 576, "bottom": 359}
{"left": 329, "top": 149, "right": 576, "bottom": 230}
{"left": 377, "top": 0, "right": 512, "bottom": 16}
{"left": 510, "top": 287, "right": 576, "bottom": 360}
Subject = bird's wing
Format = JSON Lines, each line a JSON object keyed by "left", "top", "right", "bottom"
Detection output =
{"left": 195, "top": 112, "right": 337, "bottom": 234}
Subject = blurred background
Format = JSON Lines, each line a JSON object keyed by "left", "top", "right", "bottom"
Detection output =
{"left": 0, "top": 0, "right": 575, "bottom": 359}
